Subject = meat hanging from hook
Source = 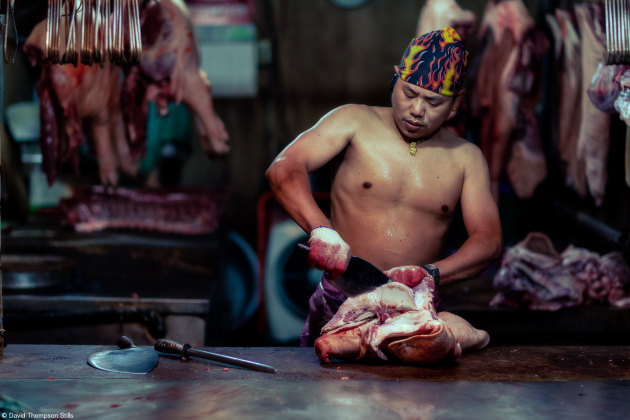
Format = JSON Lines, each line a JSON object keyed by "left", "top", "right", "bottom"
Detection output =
{"left": 44, "top": 0, "right": 143, "bottom": 66}
{"left": 3, "top": 0, "right": 18, "bottom": 64}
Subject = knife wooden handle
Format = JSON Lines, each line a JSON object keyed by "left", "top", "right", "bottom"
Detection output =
{"left": 117, "top": 336, "right": 137, "bottom": 349}
{"left": 154, "top": 338, "right": 187, "bottom": 357}
{"left": 154, "top": 339, "right": 276, "bottom": 374}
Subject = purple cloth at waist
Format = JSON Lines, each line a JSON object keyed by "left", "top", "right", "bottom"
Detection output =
{"left": 300, "top": 276, "right": 347, "bottom": 347}
{"left": 299, "top": 275, "right": 442, "bottom": 347}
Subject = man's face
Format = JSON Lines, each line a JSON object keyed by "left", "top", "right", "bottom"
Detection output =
{"left": 391, "top": 78, "right": 456, "bottom": 140}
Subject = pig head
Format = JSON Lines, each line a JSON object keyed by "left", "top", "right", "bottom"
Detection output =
{"left": 314, "top": 282, "right": 489, "bottom": 364}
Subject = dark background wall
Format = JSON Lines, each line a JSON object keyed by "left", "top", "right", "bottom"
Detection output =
{"left": 2, "top": 0, "right": 627, "bottom": 257}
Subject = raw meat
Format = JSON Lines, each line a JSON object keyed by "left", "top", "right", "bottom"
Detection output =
{"left": 614, "top": 69, "right": 630, "bottom": 125}
{"left": 470, "top": 0, "right": 548, "bottom": 200}
{"left": 416, "top": 0, "right": 477, "bottom": 40}
{"left": 314, "top": 281, "right": 489, "bottom": 364}
{"left": 24, "top": 21, "right": 136, "bottom": 186}
{"left": 587, "top": 63, "right": 630, "bottom": 114}
{"left": 546, "top": 9, "right": 586, "bottom": 196}
{"left": 506, "top": 106, "right": 547, "bottom": 199}
{"left": 23, "top": 0, "right": 229, "bottom": 187}
{"left": 122, "top": 0, "right": 229, "bottom": 159}
{"left": 415, "top": 0, "right": 477, "bottom": 138}
{"left": 59, "top": 186, "right": 229, "bottom": 234}
{"left": 491, "top": 232, "right": 630, "bottom": 310}
{"left": 575, "top": 3, "right": 610, "bottom": 206}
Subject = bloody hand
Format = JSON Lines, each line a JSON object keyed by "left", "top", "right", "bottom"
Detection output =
{"left": 308, "top": 226, "right": 351, "bottom": 280}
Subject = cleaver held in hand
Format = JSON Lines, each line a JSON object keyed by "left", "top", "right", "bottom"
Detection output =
{"left": 297, "top": 242, "right": 390, "bottom": 296}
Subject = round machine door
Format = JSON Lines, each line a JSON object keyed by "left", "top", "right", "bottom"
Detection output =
{"left": 265, "top": 220, "right": 321, "bottom": 343}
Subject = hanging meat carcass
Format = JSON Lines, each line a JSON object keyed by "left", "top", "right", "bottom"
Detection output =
{"left": 416, "top": 0, "right": 477, "bottom": 40}
{"left": 314, "top": 281, "right": 489, "bottom": 364}
{"left": 574, "top": 2, "right": 610, "bottom": 206}
{"left": 24, "top": 21, "right": 137, "bottom": 186}
{"left": 546, "top": 9, "right": 587, "bottom": 196}
{"left": 122, "top": 0, "right": 229, "bottom": 162}
{"left": 24, "top": 0, "right": 229, "bottom": 187}
{"left": 469, "top": 0, "right": 549, "bottom": 200}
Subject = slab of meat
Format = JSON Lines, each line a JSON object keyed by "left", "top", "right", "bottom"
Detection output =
{"left": 505, "top": 105, "right": 547, "bottom": 199}
{"left": 416, "top": 0, "right": 477, "bottom": 40}
{"left": 469, "top": 0, "right": 548, "bottom": 200}
{"left": 314, "top": 281, "right": 489, "bottom": 364}
{"left": 491, "top": 232, "right": 630, "bottom": 310}
{"left": 122, "top": 0, "right": 229, "bottom": 159}
{"left": 588, "top": 63, "right": 630, "bottom": 114}
{"left": 546, "top": 9, "right": 586, "bottom": 196}
{"left": 59, "top": 186, "right": 229, "bottom": 234}
{"left": 615, "top": 70, "right": 630, "bottom": 125}
{"left": 24, "top": 21, "right": 137, "bottom": 186}
{"left": 574, "top": 3, "right": 610, "bottom": 206}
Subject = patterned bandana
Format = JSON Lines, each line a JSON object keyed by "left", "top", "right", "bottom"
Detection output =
{"left": 397, "top": 27, "right": 469, "bottom": 97}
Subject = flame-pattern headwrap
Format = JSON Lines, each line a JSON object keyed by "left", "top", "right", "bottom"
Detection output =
{"left": 397, "top": 27, "right": 469, "bottom": 97}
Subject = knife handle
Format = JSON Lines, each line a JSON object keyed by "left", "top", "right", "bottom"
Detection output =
{"left": 154, "top": 339, "right": 276, "bottom": 374}
{"left": 154, "top": 338, "right": 189, "bottom": 358}
{"left": 117, "top": 336, "right": 137, "bottom": 349}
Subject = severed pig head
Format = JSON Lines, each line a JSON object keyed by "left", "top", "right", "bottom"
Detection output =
{"left": 314, "top": 281, "right": 489, "bottom": 364}
{"left": 122, "top": 0, "right": 229, "bottom": 160}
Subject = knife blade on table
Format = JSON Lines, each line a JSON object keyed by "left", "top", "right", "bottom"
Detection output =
{"left": 296, "top": 243, "right": 390, "bottom": 296}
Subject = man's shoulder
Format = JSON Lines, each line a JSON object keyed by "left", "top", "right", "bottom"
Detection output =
{"left": 441, "top": 129, "right": 481, "bottom": 152}
{"left": 438, "top": 129, "right": 486, "bottom": 165}
{"left": 334, "top": 104, "right": 390, "bottom": 118}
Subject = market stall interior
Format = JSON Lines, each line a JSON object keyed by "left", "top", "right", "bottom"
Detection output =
{"left": 0, "top": 0, "right": 629, "bottom": 351}
{"left": 0, "top": 0, "right": 629, "bottom": 418}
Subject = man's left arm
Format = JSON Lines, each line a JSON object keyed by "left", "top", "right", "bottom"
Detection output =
{"left": 433, "top": 144, "right": 503, "bottom": 286}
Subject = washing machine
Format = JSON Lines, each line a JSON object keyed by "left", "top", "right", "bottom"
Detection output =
{"left": 264, "top": 219, "right": 321, "bottom": 343}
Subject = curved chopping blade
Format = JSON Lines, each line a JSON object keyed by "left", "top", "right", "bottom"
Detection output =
{"left": 88, "top": 347, "right": 158, "bottom": 374}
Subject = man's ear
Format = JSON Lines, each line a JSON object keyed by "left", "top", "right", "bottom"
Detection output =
{"left": 447, "top": 89, "right": 466, "bottom": 120}
{"left": 394, "top": 65, "right": 400, "bottom": 74}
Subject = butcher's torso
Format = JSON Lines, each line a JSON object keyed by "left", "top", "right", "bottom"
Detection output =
{"left": 331, "top": 106, "right": 470, "bottom": 270}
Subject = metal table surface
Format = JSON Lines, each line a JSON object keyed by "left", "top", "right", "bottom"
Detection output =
{"left": 0, "top": 345, "right": 629, "bottom": 419}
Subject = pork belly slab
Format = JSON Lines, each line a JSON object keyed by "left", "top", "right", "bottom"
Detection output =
{"left": 314, "top": 282, "right": 489, "bottom": 364}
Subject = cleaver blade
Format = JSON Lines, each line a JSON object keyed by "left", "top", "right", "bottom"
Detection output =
{"left": 87, "top": 336, "right": 158, "bottom": 374}
{"left": 297, "top": 243, "right": 390, "bottom": 297}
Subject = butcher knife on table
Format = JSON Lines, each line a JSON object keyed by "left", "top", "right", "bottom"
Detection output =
{"left": 297, "top": 243, "right": 390, "bottom": 296}
{"left": 87, "top": 336, "right": 158, "bottom": 374}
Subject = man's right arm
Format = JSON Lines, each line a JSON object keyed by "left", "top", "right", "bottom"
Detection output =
{"left": 265, "top": 105, "right": 358, "bottom": 233}
{"left": 265, "top": 105, "right": 360, "bottom": 277}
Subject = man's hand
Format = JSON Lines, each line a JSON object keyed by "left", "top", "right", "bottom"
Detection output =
{"left": 384, "top": 265, "right": 432, "bottom": 288}
{"left": 308, "top": 226, "right": 352, "bottom": 280}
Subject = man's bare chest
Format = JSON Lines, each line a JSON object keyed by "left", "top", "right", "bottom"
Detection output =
{"left": 332, "top": 144, "right": 463, "bottom": 215}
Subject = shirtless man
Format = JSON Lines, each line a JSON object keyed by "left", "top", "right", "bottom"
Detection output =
{"left": 266, "top": 27, "right": 503, "bottom": 346}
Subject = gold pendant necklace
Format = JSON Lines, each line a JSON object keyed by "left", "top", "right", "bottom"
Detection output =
{"left": 409, "top": 139, "right": 427, "bottom": 156}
